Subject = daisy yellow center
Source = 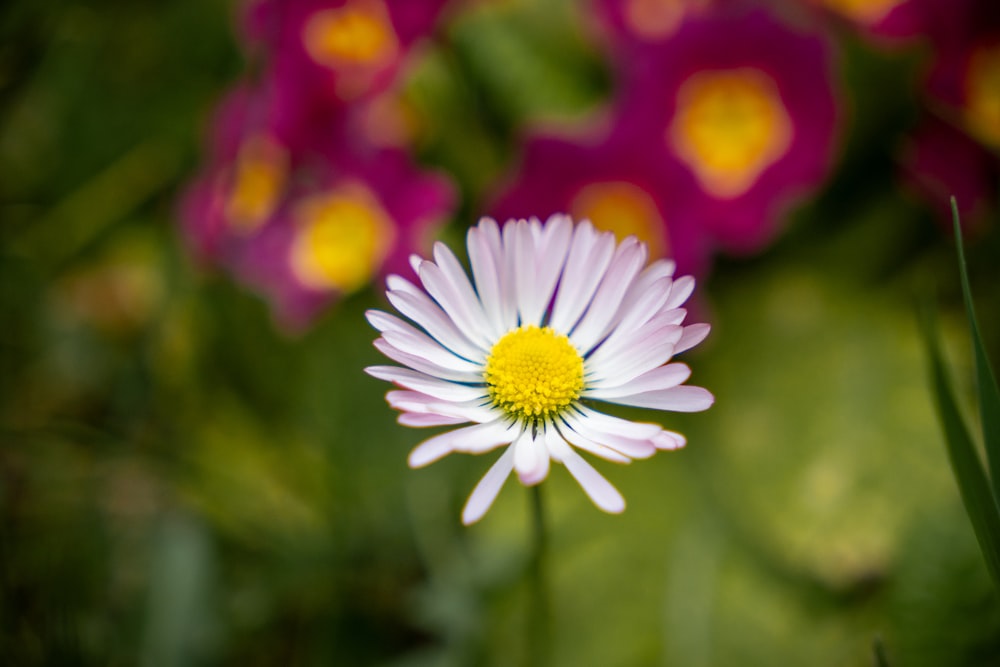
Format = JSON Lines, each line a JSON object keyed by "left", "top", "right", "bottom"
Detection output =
{"left": 964, "top": 44, "right": 1000, "bottom": 149}
{"left": 303, "top": 0, "right": 398, "bottom": 69}
{"left": 571, "top": 181, "right": 669, "bottom": 259}
{"left": 668, "top": 68, "right": 792, "bottom": 199}
{"left": 289, "top": 185, "right": 395, "bottom": 293}
{"left": 224, "top": 135, "right": 288, "bottom": 234}
{"left": 484, "top": 325, "right": 585, "bottom": 421}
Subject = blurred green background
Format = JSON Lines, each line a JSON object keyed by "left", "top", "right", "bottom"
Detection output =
{"left": 2, "top": 1, "right": 1000, "bottom": 666}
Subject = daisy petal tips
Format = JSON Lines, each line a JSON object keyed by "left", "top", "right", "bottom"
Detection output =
{"left": 365, "top": 215, "right": 714, "bottom": 524}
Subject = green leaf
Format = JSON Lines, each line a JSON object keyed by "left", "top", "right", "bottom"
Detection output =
{"left": 952, "top": 197, "right": 1000, "bottom": 500}
{"left": 920, "top": 303, "right": 1000, "bottom": 595}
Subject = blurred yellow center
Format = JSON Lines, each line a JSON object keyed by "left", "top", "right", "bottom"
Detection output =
{"left": 225, "top": 135, "right": 288, "bottom": 234}
{"left": 669, "top": 68, "right": 792, "bottom": 199}
{"left": 965, "top": 44, "right": 1000, "bottom": 149}
{"left": 289, "top": 185, "right": 395, "bottom": 293}
{"left": 822, "top": 0, "right": 903, "bottom": 24}
{"left": 571, "top": 181, "right": 669, "bottom": 259}
{"left": 303, "top": 0, "right": 398, "bottom": 69}
{"left": 485, "top": 326, "right": 584, "bottom": 421}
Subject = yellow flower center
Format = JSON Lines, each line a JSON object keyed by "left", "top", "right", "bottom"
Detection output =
{"left": 571, "top": 180, "right": 669, "bottom": 259}
{"left": 485, "top": 325, "right": 585, "bottom": 422}
{"left": 288, "top": 184, "right": 396, "bottom": 293}
{"left": 821, "top": 0, "right": 904, "bottom": 25}
{"left": 668, "top": 68, "right": 792, "bottom": 199}
{"left": 964, "top": 43, "right": 1000, "bottom": 150}
{"left": 303, "top": 0, "right": 399, "bottom": 69}
{"left": 224, "top": 135, "right": 288, "bottom": 234}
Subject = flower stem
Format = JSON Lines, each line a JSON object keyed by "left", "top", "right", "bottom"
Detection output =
{"left": 527, "top": 484, "right": 551, "bottom": 666}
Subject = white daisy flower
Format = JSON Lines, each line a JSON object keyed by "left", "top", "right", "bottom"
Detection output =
{"left": 365, "top": 214, "right": 714, "bottom": 524}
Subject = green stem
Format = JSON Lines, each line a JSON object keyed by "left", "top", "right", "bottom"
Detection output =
{"left": 527, "top": 484, "right": 550, "bottom": 667}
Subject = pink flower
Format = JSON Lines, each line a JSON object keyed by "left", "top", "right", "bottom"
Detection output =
{"left": 489, "top": 124, "right": 713, "bottom": 279}
{"left": 617, "top": 7, "right": 841, "bottom": 254}
{"left": 230, "top": 148, "right": 456, "bottom": 329}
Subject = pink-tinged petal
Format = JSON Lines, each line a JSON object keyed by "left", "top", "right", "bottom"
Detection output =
{"left": 514, "top": 429, "right": 551, "bottom": 486}
{"left": 365, "top": 366, "right": 486, "bottom": 402}
{"left": 561, "top": 448, "right": 626, "bottom": 514}
{"left": 549, "top": 222, "right": 616, "bottom": 332}
{"left": 571, "top": 405, "right": 665, "bottom": 440}
{"left": 571, "top": 238, "right": 647, "bottom": 354}
{"left": 386, "top": 289, "right": 485, "bottom": 361}
{"left": 675, "top": 323, "right": 711, "bottom": 355}
{"left": 586, "top": 362, "right": 691, "bottom": 396}
{"left": 554, "top": 417, "right": 632, "bottom": 464}
{"left": 653, "top": 430, "right": 687, "bottom": 450}
{"left": 373, "top": 338, "right": 482, "bottom": 384}
{"left": 399, "top": 412, "right": 468, "bottom": 427}
{"left": 461, "top": 445, "right": 516, "bottom": 525}
{"left": 603, "top": 385, "right": 715, "bottom": 412}
{"left": 409, "top": 420, "right": 516, "bottom": 468}
{"left": 562, "top": 412, "right": 656, "bottom": 460}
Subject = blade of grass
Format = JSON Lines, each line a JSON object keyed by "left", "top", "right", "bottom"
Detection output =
{"left": 920, "top": 304, "right": 1000, "bottom": 595}
{"left": 951, "top": 197, "right": 1000, "bottom": 499}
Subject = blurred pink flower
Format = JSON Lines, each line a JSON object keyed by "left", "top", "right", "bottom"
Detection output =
{"left": 489, "top": 125, "right": 713, "bottom": 279}
{"left": 617, "top": 7, "right": 841, "bottom": 254}
{"left": 808, "top": 0, "right": 965, "bottom": 44}
{"left": 244, "top": 0, "right": 450, "bottom": 109}
{"left": 228, "top": 148, "right": 456, "bottom": 329}
{"left": 900, "top": 1, "right": 1000, "bottom": 229}
{"left": 901, "top": 117, "right": 996, "bottom": 229}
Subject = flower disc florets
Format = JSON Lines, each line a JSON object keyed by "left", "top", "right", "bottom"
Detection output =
{"left": 485, "top": 325, "right": 584, "bottom": 422}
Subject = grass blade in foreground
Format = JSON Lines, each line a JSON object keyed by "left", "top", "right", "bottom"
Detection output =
{"left": 951, "top": 197, "right": 1000, "bottom": 501}
{"left": 921, "top": 305, "right": 1000, "bottom": 595}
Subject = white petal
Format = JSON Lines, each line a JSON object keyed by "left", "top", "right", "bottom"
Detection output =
{"left": 585, "top": 363, "right": 691, "bottom": 396}
{"left": 612, "top": 276, "right": 673, "bottom": 334}
{"left": 374, "top": 338, "right": 483, "bottom": 384}
{"left": 380, "top": 328, "right": 483, "bottom": 374}
{"left": 602, "top": 385, "right": 715, "bottom": 412}
{"left": 571, "top": 238, "right": 647, "bottom": 354}
{"left": 387, "top": 390, "right": 496, "bottom": 423}
{"left": 408, "top": 419, "right": 515, "bottom": 468}
{"left": 467, "top": 220, "right": 506, "bottom": 338}
{"left": 514, "top": 428, "right": 551, "bottom": 486}
{"left": 675, "top": 323, "right": 711, "bottom": 355}
{"left": 519, "top": 215, "right": 572, "bottom": 326}
{"left": 586, "top": 310, "right": 683, "bottom": 372}
{"left": 549, "top": 222, "right": 615, "bottom": 332}
{"left": 561, "top": 448, "right": 625, "bottom": 514}
{"left": 365, "top": 366, "right": 486, "bottom": 402}
{"left": 418, "top": 260, "right": 493, "bottom": 348}
{"left": 461, "top": 445, "right": 516, "bottom": 525}
{"left": 586, "top": 323, "right": 683, "bottom": 388}
{"left": 664, "top": 275, "right": 695, "bottom": 310}
{"left": 387, "top": 289, "right": 485, "bottom": 361}
{"left": 399, "top": 412, "right": 468, "bottom": 427}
